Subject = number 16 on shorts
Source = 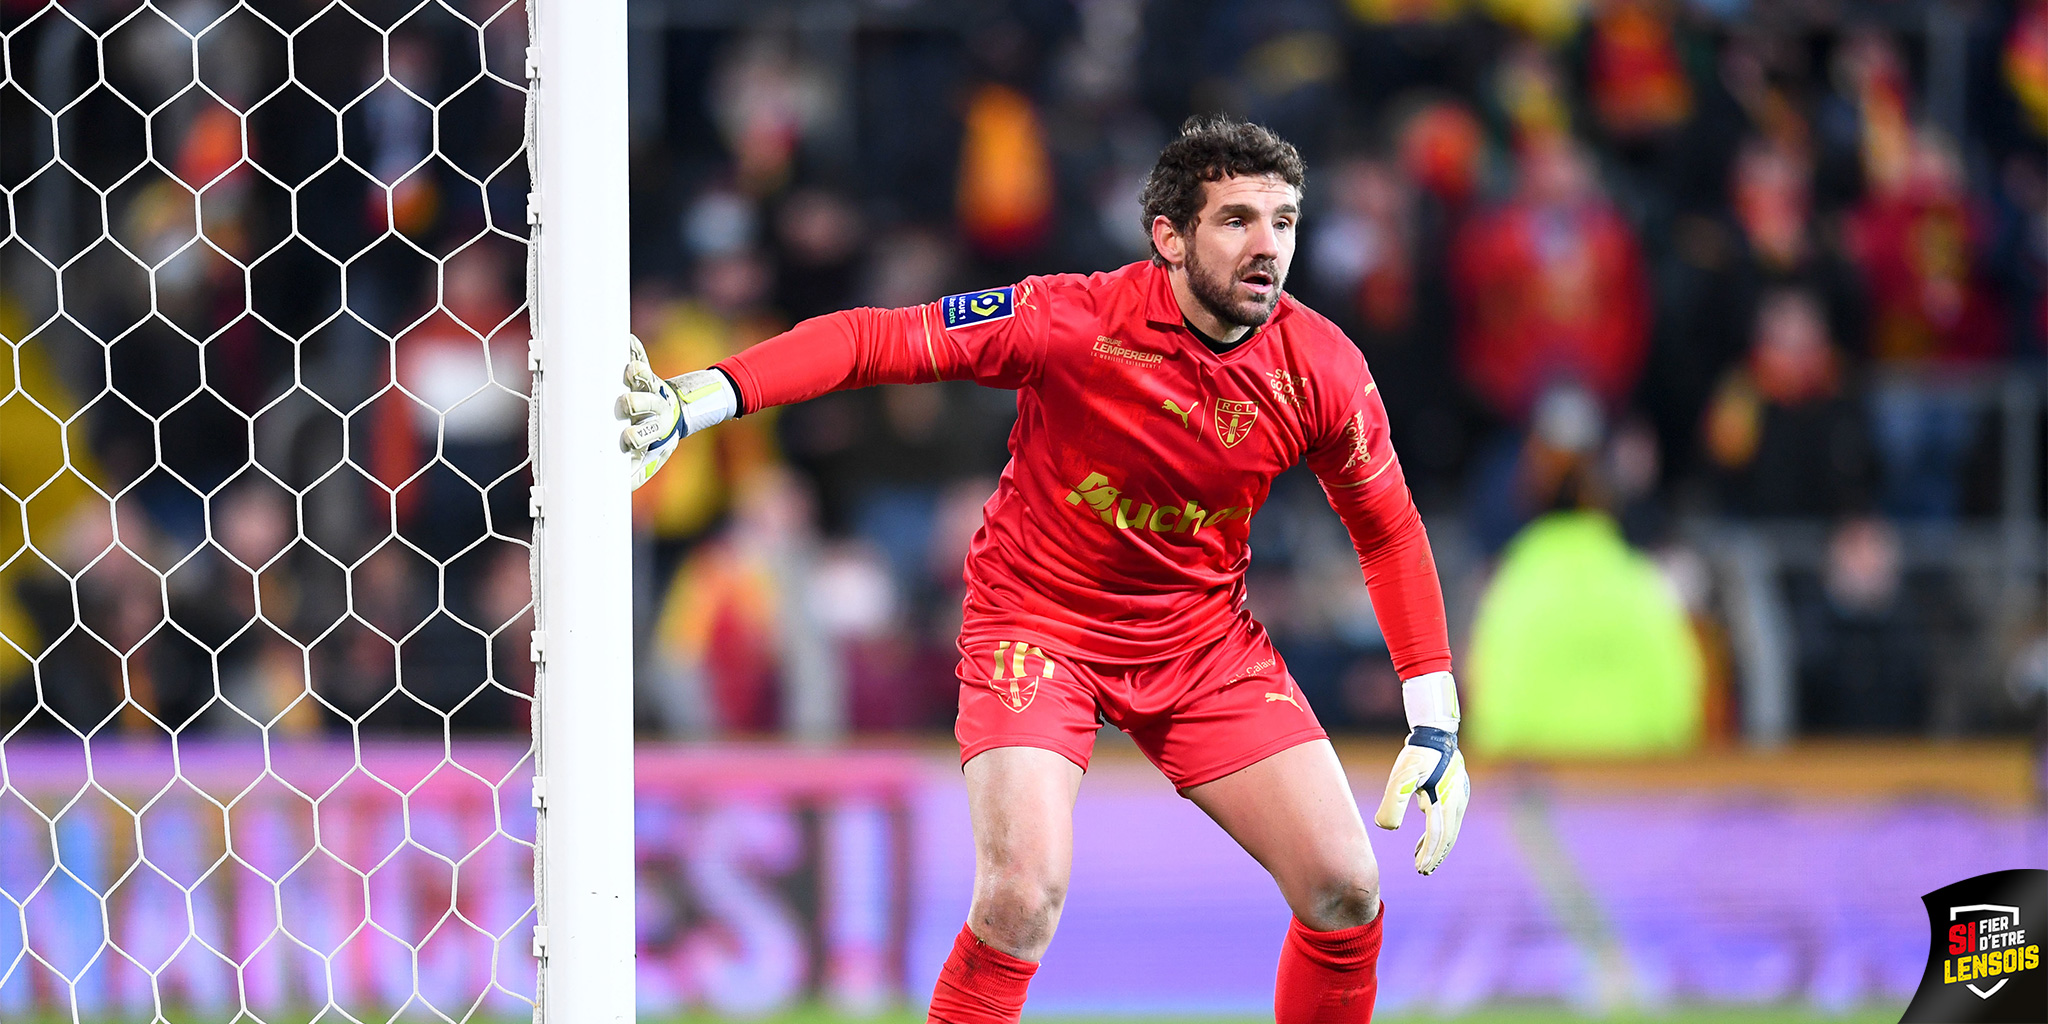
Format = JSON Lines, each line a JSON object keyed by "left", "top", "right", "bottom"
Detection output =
{"left": 992, "top": 640, "right": 1056, "bottom": 713}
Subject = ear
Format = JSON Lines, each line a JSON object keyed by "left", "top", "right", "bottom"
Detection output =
{"left": 1151, "top": 215, "right": 1185, "bottom": 267}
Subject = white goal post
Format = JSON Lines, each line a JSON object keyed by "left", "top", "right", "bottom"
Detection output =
{"left": 527, "top": 0, "right": 637, "bottom": 1020}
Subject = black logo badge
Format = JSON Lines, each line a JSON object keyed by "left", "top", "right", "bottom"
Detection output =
{"left": 1900, "top": 869, "right": 2047, "bottom": 1023}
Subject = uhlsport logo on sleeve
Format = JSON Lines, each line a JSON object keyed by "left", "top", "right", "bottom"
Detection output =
{"left": 942, "top": 287, "right": 1015, "bottom": 329}
{"left": 1901, "top": 868, "right": 2047, "bottom": 1023}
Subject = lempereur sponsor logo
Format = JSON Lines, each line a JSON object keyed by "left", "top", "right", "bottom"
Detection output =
{"left": 1063, "top": 470, "right": 1250, "bottom": 533}
{"left": 1093, "top": 336, "right": 1163, "bottom": 365}
{"left": 1214, "top": 398, "right": 1258, "bottom": 447}
{"left": 941, "top": 287, "right": 1014, "bottom": 329}
{"left": 1902, "top": 868, "right": 2047, "bottom": 1022}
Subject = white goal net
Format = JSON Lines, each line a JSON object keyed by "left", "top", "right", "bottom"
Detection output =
{"left": 0, "top": 1, "right": 548, "bottom": 1019}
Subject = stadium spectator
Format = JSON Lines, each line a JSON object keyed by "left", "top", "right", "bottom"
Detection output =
{"left": 201, "top": 481, "right": 315, "bottom": 734}
{"left": 1310, "top": 157, "right": 1418, "bottom": 348}
{"left": 1846, "top": 128, "right": 2004, "bottom": 519}
{"left": 956, "top": 82, "right": 1056, "bottom": 261}
{"left": 770, "top": 188, "right": 865, "bottom": 321}
{"left": 1395, "top": 98, "right": 1485, "bottom": 213}
{"left": 1465, "top": 505, "right": 1704, "bottom": 755}
{"left": 631, "top": 252, "right": 785, "bottom": 586}
{"left": 1466, "top": 381, "right": 1604, "bottom": 553}
{"left": 373, "top": 246, "right": 529, "bottom": 563}
{"left": 1584, "top": 0, "right": 1693, "bottom": 143}
{"left": 477, "top": 538, "right": 537, "bottom": 714}
{"left": 646, "top": 469, "right": 840, "bottom": 737}
{"left": 1790, "top": 516, "right": 1940, "bottom": 733}
{"left": 1450, "top": 138, "right": 1651, "bottom": 426}
{"left": 1701, "top": 288, "right": 1875, "bottom": 517}
{"left": 1846, "top": 129, "right": 2002, "bottom": 366}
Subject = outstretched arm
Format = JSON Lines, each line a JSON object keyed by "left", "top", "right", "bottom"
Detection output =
{"left": 717, "top": 296, "right": 1043, "bottom": 412}
{"left": 619, "top": 284, "right": 1048, "bottom": 487}
{"left": 1307, "top": 370, "right": 1468, "bottom": 876}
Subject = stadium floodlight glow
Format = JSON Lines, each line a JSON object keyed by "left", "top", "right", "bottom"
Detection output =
{"left": 0, "top": 0, "right": 634, "bottom": 1019}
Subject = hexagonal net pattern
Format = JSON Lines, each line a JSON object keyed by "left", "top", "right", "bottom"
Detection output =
{"left": 0, "top": 1, "right": 538, "bottom": 1021}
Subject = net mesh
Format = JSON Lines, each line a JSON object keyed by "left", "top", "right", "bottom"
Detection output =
{"left": 0, "top": 1, "right": 538, "bottom": 1019}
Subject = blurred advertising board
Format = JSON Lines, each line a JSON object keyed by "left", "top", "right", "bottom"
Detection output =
{"left": 0, "top": 741, "right": 2042, "bottom": 1018}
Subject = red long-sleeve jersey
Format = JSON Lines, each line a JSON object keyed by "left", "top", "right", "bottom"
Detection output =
{"left": 717, "top": 260, "right": 1450, "bottom": 676}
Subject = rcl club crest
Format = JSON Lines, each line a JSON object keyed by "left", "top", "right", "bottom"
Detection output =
{"left": 1214, "top": 398, "right": 1259, "bottom": 448}
{"left": 991, "top": 640, "right": 1056, "bottom": 713}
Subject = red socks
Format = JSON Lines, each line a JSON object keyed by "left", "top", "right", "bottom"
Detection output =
{"left": 1274, "top": 906, "right": 1384, "bottom": 1023}
{"left": 925, "top": 910, "right": 1380, "bottom": 1023}
{"left": 927, "top": 923, "right": 1040, "bottom": 1024}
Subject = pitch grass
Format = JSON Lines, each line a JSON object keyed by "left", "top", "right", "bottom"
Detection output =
{"left": 658, "top": 1008, "right": 1902, "bottom": 1024}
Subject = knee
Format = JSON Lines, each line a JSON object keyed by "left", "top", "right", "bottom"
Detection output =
{"left": 1288, "top": 861, "right": 1380, "bottom": 932}
{"left": 970, "top": 866, "right": 1069, "bottom": 958}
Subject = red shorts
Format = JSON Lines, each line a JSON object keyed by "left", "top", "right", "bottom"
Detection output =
{"left": 954, "top": 616, "right": 1327, "bottom": 790}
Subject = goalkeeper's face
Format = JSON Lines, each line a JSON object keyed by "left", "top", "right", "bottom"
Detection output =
{"left": 1181, "top": 174, "right": 1300, "bottom": 330}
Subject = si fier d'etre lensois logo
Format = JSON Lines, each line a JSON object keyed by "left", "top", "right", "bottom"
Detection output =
{"left": 1901, "top": 869, "right": 2046, "bottom": 1023}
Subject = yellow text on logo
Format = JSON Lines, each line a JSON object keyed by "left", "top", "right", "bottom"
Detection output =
{"left": 1093, "top": 337, "right": 1162, "bottom": 365}
{"left": 1946, "top": 945, "right": 2040, "bottom": 984}
{"left": 1064, "top": 471, "right": 1250, "bottom": 533}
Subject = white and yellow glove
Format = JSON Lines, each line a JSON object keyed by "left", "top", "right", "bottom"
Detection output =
{"left": 1373, "top": 670, "right": 1470, "bottom": 875}
{"left": 615, "top": 336, "right": 738, "bottom": 490}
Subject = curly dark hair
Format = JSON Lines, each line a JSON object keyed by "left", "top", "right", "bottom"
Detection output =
{"left": 1139, "top": 115, "right": 1307, "bottom": 265}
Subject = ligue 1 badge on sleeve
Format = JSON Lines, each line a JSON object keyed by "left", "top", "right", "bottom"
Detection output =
{"left": 1900, "top": 869, "right": 2047, "bottom": 1023}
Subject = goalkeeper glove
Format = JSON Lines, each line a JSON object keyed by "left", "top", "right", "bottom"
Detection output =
{"left": 615, "top": 335, "right": 738, "bottom": 490}
{"left": 1373, "top": 670, "right": 1470, "bottom": 875}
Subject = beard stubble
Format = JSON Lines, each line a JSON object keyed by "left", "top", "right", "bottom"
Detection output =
{"left": 1184, "top": 231, "right": 1283, "bottom": 331}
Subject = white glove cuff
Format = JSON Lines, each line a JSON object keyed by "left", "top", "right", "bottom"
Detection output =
{"left": 671, "top": 370, "right": 738, "bottom": 436}
{"left": 1402, "top": 671, "right": 1461, "bottom": 733}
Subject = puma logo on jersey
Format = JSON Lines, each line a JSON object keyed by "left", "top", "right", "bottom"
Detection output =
{"left": 1264, "top": 678, "right": 1303, "bottom": 710}
{"left": 1162, "top": 398, "right": 1196, "bottom": 428}
{"left": 1064, "top": 471, "right": 1251, "bottom": 533}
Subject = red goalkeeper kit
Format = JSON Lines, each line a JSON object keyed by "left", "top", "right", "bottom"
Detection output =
{"left": 717, "top": 259, "right": 1449, "bottom": 789}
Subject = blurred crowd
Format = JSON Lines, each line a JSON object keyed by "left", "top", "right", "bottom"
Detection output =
{"left": 0, "top": 0, "right": 534, "bottom": 736}
{"left": 2, "top": 0, "right": 2044, "bottom": 748}
{"left": 627, "top": 0, "right": 2047, "bottom": 745}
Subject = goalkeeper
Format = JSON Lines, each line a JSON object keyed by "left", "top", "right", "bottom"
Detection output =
{"left": 620, "top": 116, "right": 1467, "bottom": 1024}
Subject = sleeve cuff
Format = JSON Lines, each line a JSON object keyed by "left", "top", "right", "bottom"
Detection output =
{"left": 711, "top": 359, "right": 754, "bottom": 417}
{"left": 1401, "top": 671, "right": 1461, "bottom": 732}
{"left": 712, "top": 365, "right": 746, "bottom": 417}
